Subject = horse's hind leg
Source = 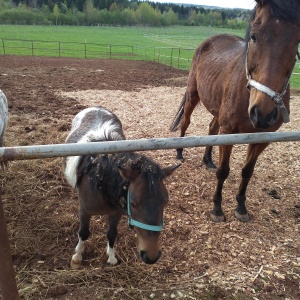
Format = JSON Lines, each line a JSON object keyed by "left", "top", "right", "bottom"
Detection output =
{"left": 106, "top": 212, "right": 122, "bottom": 265}
{"left": 71, "top": 209, "right": 91, "bottom": 269}
{"left": 235, "top": 143, "right": 269, "bottom": 222}
{"left": 203, "top": 116, "right": 219, "bottom": 171}
{"left": 210, "top": 144, "right": 233, "bottom": 222}
{"left": 177, "top": 91, "right": 199, "bottom": 160}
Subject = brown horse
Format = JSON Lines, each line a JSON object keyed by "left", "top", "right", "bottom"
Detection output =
{"left": 64, "top": 106, "right": 179, "bottom": 268}
{"left": 170, "top": 0, "right": 300, "bottom": 223}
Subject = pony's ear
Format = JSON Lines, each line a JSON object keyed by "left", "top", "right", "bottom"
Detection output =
{"left": 162, "top": 164, "right": 181, "bottom": 178}
{"left": 117, "top": 166, "right": 139, "bottom": 181}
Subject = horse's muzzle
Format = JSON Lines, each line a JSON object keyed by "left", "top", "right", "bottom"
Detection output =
{"left": 140, "top": 250, "right": 161, "bottom": 264}
{"left": 249, "top": 105, "right": 278, "bottom": 129}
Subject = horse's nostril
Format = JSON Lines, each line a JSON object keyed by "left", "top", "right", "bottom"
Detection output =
{"left": 267, "top": 107, "right": 278, "bottom": 126}
{"left": 140, "top": 250, "right": 161, "bottom": 264}
{"left": 249, "top": 105, "right": 258, "bottom": 125}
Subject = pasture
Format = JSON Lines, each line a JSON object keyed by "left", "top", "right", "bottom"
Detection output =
{"left": 1, "top": 25, "right": 299, "bottom": 89}
{"left": 0, "top": 55, "right": 299, "bottom": 299}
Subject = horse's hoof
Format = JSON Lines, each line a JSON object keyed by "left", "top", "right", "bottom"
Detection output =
{"left": 209, "top": 211, "right": 225, "bottom": 223}
{"left": 70, "top": 254, "right": 82, "bottom": 269}
{"left": 234, "top": 210, "right": 250, "bottom": 222}
{"left": 206, "top": 166, "right": 217, "bottom": 173}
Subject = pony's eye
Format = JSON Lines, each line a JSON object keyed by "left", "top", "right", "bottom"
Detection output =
{"left": 131, "top": 202, "right": 137, "bottom": 209}
{"left": 250, "top": 33, "right": 257, "bottom": 42}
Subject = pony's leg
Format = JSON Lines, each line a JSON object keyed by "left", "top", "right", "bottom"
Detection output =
{"left": 177, "top": 92, "right": 199, "bottom": 160}
{"left": 70, "top": 209, "right": 91, "bottom": 269}
{"left": 235, "top": 142, "right": 269, "bottom": 222}
{"left": 203, "top": 116, "right": 219, "bottom": 171}
{"left": 106, "top": 212, "right": 122, "bottom": 265}
{"left": 210, "top": 144, "right": 233, "bottom": 222}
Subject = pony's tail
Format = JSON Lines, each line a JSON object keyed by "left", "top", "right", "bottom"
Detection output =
{"left": 169, "top": 93, "right": 186, "bottom": 132}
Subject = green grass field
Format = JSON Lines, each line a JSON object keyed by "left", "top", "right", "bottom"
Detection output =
{"left": 0, "top": 24, "right": 299, "bottom": 88}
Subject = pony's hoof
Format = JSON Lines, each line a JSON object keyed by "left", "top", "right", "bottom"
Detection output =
{"left": 70, "top": 254, "right": 82, "bottom": 269}
{"left": 209, "top": 211, "right": 225, "bottom": 223}
{"left": 234, "top": 210, "right": 250, "bottom": 222}
{"left": 107, "top": 256, "right": 118, "bottom": 265}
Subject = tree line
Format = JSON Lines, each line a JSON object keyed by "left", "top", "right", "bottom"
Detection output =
{"left": 0, "top": 0, "right": 251, "bottom": 28}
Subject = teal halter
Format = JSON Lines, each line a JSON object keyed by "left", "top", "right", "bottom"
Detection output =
{"left": 127, "top": 191, "right": 164, "bottom": 232}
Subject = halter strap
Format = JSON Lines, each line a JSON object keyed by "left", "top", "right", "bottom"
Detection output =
{"left": 127, "top": 191, "right": 164, "bottom": 232}
{"left": 245, "top": 44, "right": 299, "bottom": 124}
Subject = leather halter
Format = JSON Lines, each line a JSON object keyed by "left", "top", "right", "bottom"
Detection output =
{"left": 245, "top": 44, "right": 299, "bottom": 124}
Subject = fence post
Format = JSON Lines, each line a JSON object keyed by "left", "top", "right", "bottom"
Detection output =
{"left": 177, "top": 48, "right": 180, "bottom": 68}
{"left": 58, "top": 42, "right": 61, "bottom": 57}
{"left": 109, "top": 45, "right": 111, "bottom": 59}
{"left": 2, "top": 39, "right": 5, "bottom": 55}
{"left": 0, "top": 192, "right": 19, "bottom": 300}
{"left": 31, "top": 40, "right": 34, "bottom": 56}
{"left": 84, "top": 42, "right": 86, "bottom": 58}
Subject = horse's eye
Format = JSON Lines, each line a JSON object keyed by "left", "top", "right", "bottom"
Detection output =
{"left": 131, "top": 202, "right": 137, "bottom": 209}
{"left": 250, "top": 33, "right": 257, "bottom": 42}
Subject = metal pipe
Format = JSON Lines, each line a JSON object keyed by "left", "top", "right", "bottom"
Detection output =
{"left": 0, "top": 131, "right": 299, "bottom": 161}
{"left": 0, "top": 193, "right": 19, "bottom": 300}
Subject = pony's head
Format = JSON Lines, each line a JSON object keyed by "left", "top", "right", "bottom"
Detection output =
{"left": 246, "top": 0, "right": 300, "bottom": 129}
{"left": 118, "top": 156, "right": 180, "bottom": 264}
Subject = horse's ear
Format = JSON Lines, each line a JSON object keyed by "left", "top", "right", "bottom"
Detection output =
{"left": 254, "top": 0, "right": 263, "bottom": 6}
{"left": 162, "top": 164, "right": 181, "bottom": 178}
{"left": 118, "top": 166, "right": 139, "bottom": 181}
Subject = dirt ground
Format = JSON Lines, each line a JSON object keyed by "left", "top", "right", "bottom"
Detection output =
{"left": 0, "top": 55, "right": 299, "bottom": 300}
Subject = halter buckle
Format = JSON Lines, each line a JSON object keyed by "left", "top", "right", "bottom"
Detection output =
{"left": 272, "top": 93, "right": 283, "bottom": 105}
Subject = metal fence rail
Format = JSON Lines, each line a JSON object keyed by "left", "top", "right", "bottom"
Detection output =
{"left": 1, "top": 131, "right": 300, "bottom": 162}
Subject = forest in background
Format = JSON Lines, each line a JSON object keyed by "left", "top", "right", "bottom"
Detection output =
{"left": 0, "top": 0, "right": 251, "bottom": 28}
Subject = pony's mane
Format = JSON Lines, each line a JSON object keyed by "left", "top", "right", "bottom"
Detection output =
{"left": 115, "top": 153, "right": 165, "bottom": 196}
{"left": 245, "top": 0, "right": 300, "bottom": 42}
{"left": 76, "top": 152, "right": 165, "bottom": 208}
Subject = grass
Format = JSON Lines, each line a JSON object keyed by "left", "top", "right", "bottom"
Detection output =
{"left": 0, "top": 24, "right": 298, "bottom": 88}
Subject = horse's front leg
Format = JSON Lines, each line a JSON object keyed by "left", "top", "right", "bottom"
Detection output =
{"left": 106, "top": 211, "right": 122, "bottom": 265}
{"left": 210, "top": 144, "right": 233, "bottom": 222}
{"left": 71, "top": 209, "right": 91, "bottom": 269}
{"left": 235, "top": 142, "right": 269, "bottom": 222}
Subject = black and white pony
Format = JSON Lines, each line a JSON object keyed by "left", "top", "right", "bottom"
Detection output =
{"left": 63, "top": 106, "right": 179, "bottom": 268}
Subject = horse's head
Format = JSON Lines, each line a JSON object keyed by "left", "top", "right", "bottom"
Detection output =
{"left": 118, "top": 157, "right": 180, "bottom": 264}
{"left": 246, "top": 0, "right": 300, "bottom": 129}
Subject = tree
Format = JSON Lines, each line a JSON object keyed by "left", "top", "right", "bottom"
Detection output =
{"left": 53, "top": 3, "right": 60, "bottom": 25}
{"left": 136, "top": 2, "right": 160, "bottom": 25}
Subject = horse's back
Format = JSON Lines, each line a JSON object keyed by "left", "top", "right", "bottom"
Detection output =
{"left": 66, "top": 106, "right": 125, "bottom": 144}
{"left": 64, "top": 106, "right": 125, "bottom": 188}
{"left": 188, "top": 34, "right": 248, "bottom": 121}
{"left": 0, "top": 90, "right": 8, "bottom": 147}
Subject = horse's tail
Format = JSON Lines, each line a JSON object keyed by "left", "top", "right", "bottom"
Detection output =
{"left": 169, "top": 93, "right": 186, "bottom": 132}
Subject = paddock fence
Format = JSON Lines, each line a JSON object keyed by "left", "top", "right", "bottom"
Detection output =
{"left": 1, "top": 130, "right": 300, "bottom": 299}
{"left": 2, "top": 38, "right": 299, "bottom": 74}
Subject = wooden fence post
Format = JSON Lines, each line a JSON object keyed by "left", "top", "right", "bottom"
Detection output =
{"left": 2, "top": 39, "right": 5, "bottom": 55}
{"left": 0, "top": 192, "right": 19, "bottom": 300}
